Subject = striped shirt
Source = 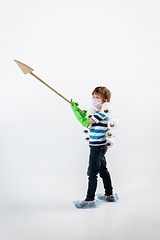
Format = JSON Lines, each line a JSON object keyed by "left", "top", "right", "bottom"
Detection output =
{"left": 89, "top": 111, "right": 109, "bottom": 146}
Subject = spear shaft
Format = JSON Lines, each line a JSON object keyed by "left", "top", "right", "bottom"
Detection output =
{"left": 30, "top": 72, "right": 72, "bottom": 105}
{"left": 14, "top": 60, "right": 84, "bottom": 113}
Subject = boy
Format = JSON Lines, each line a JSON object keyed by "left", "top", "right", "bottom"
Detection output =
{"left": 71, "top": 86, "right": 116, "bottom": 208}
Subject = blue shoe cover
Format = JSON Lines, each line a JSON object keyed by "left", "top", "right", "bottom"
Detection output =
{"left": 97, "top": 193, "right": 119, "bottom": 202}
{"left": 73, "top": 199, "right": 101, "bottom": 209}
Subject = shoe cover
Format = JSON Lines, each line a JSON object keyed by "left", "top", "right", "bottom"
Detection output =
{"left": 73, "top": 199, "right": 101, "bottom": 209}
{"left": 97, "top": 193, "right": 119, "bottom": 202}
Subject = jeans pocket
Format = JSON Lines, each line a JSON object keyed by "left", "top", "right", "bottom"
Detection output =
{"left": 100, "top": 146, "right": 107, "bottom": 159}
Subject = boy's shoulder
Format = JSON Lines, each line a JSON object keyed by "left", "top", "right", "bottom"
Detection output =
{"left": 92, "top": 111, "right": 109, "bottom": 121}
{"left": 96, "top": 111, "right": 109, "bottom": 119}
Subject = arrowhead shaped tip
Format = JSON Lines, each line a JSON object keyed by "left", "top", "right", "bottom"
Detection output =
{"left": 14, "top": 60, "right": 34, "bottom": 74}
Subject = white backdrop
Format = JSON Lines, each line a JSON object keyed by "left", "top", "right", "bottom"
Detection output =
{"left": 0, "top": 1, "right": 160, "bottom": 240}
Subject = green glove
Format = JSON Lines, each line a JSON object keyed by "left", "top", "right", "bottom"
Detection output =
{"left": 70, "top": 99, "right": 89, "bottom": 128}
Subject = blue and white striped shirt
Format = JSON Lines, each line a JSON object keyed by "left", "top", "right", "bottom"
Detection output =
{"left": 89, "top": 111, "right": 109, "bottom": 146}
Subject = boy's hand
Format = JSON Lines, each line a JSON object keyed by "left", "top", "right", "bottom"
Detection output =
{"left": 81, "top": 110, "right": 87, "bottom": 117}
{"left": 70, "top": 99, "right": 87, "bottom": 117}
{"left": 70, "top": 99, "right": 89, "bottom": 127}
{"left": 70, "top": 99, "right": 79, "bottom": 111}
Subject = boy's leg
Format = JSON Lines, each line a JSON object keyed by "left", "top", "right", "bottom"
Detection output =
{"left": 86, "top": 146, "right": 101, "bottom": 201}
{"left": 99, "top": 146, "right": 113, "bottom": 196}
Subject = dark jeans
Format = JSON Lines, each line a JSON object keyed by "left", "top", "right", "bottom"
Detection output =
{"left": 86, "top": 145, "right": 113, "bottom": 201}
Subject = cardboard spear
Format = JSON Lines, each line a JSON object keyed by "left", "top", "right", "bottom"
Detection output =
{"left": 14, "top": 60, "right": 84, "bottom": 113}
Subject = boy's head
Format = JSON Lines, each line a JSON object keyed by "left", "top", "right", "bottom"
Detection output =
{"left": 92, "top": 86, "right": 111, "bottom": 103}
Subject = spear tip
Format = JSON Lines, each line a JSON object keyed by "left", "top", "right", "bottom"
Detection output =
{"left": 14, "top": 59, "right": 34, "bottom": 74}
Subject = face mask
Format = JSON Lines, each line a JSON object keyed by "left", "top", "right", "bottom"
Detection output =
{"left": 91, "top": 98, "right": 102, "bottom": 110}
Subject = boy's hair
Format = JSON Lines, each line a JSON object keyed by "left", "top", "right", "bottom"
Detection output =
{"left": 92, "top": 86, "right": 111, "bottom": 102}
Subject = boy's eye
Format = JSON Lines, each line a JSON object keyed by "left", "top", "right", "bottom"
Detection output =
{"left": 92, "top": 96, "right": 101, "bottom": 100}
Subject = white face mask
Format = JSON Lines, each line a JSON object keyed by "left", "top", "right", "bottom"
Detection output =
{"left": 91, "top": 98, "right": 102, "bottom": 110}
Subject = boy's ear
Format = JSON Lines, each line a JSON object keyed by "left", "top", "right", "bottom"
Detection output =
{"left": 103, "top": 99, "right": 108, "bottom": 103}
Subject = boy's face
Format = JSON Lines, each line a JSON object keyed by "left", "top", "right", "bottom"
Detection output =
{"left": 92, "top": 93, "right": 107, "bottom": 104}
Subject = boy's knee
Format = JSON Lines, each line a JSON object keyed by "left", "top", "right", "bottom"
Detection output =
{"left": 100, "top": 170, "right": 109, "bottom": 178}
{"left": 87, "top": 171, "right": 99, "bottom": 178}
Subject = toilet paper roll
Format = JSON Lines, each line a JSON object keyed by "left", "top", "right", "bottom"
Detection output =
{"left": 83, "top": 128, "right": 89, "bottom": 136}
{"left": 84, "top": 135, "right": 90, "bottom": 141}
{"left": 87, "top": 107, "right": 97, "bottom": 118}
{"left": 108, "top": 118, "right": 118, "bottom": 130}
{"left": 101, "top": 102, "right": 112, "bottom": 116}
{"left": 106, "top": 129, "right": 116, "bottom": 138}
{"left": 106, "top": 138, "right": 114, "bottom": 148}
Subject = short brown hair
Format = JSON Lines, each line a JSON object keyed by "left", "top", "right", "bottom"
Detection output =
{"left": 92, "top": 86, "right": 111, "bottom": 102}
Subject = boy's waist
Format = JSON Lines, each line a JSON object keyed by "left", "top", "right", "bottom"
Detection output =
{"left": 89, "top": 139, "right": 107, "bottom": 146}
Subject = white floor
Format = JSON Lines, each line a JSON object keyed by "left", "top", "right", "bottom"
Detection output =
{"left": 0, "top": 171, "right": 160, "bottom": 240}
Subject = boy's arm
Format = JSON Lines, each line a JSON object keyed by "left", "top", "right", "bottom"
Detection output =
{"left": 71, "top": 99, "right": 91, "bottom": 127}
{"left": 88, "top": 118, "right": 94, "bottom": 125}
{"left": 70, "top": 99, "right": 94, "bottom": 127}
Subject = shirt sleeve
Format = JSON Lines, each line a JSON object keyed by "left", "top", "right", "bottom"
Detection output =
{"left": 91, "top": 111, "right": 107, "bottom": 124}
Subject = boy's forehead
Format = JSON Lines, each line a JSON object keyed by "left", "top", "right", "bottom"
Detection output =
{"left": 92, "top": 93, "right": 102, "bottom": 98}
